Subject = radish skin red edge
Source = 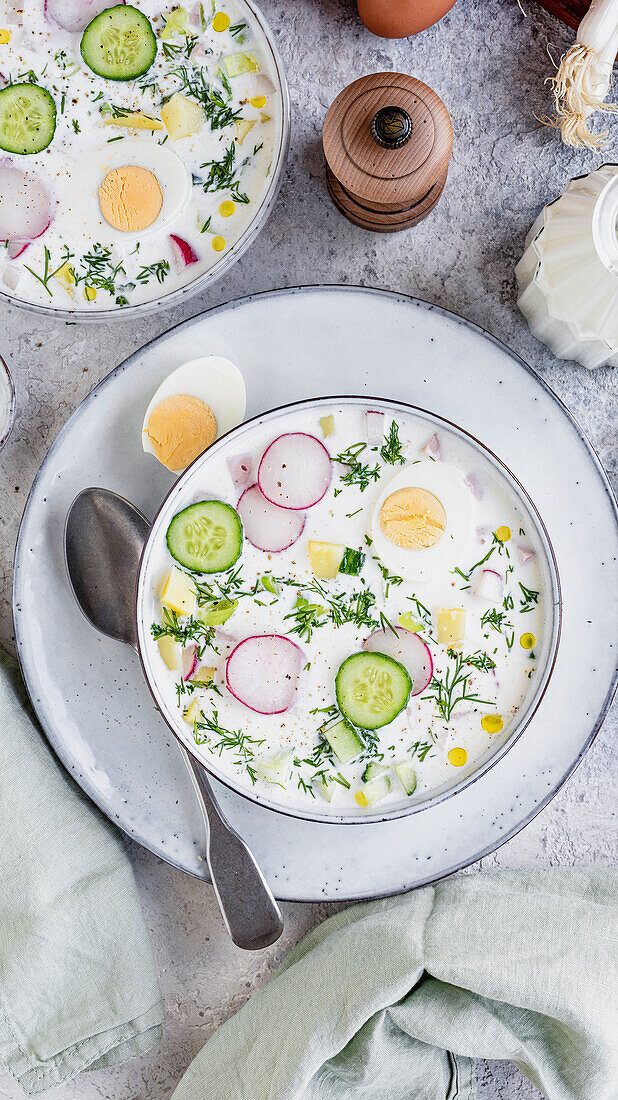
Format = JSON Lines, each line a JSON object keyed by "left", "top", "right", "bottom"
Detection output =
{"left": 226, "top": 634, "right": 304, "bottom": 714}
{"left": 364, "top": 627, "right": 433, "bottom": 696}
{"left": 182, "top": 644, "right": 198, "bottom": 681}
{"left": 237, "top": 484, "right": 305, "bottom": 552}
{"left": 258, "top": 432, "right": 331, "bottom": 510}
{"left": 169, "top": 234, "right": 199, "bottom": 270}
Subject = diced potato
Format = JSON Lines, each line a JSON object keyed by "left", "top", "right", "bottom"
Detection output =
{"left": 104, "top": 112, "right": 164, "bottom": 131}
{"left": 319, "top": 414, "right": 334, "bottom": 438}
{"left": 307, "top": 540, "right": 345, "bottom": 580}
{"left": 158, "top": 635, "right": 183, "bottom": 670}
{"left": 161, "top": 566, "right": 196, "bottom": 616}
{"left": 223, "top": 52, "right": 260, "bottom": 78}
{"left": 192, "top": 665, "right": 215, "bottom": 686}
{"left": 436, "top": 608, "right": 466, "bottom": 647}
{"left": 234, "top": 118, "right": 256, "bottom": 144}
{"left": 54, "top": 261, "right": 75, "bottom": 297}
{"left": 161, "top": 93, "right": 206, "bottom": 140}
{"left": 183, "top": 697, "right": 203, "bottom": 725}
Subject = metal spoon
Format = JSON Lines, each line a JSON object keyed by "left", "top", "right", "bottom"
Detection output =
{"left": 64, "top": 487, "right": 283, "bottom": 951}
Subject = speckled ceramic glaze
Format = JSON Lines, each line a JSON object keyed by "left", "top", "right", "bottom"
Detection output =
{"left": 13, "top": 287, "right": 618, "bottom": 901}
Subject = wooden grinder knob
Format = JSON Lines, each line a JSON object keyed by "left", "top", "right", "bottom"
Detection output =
{"left": 323, "top": 72, "right": 453, "bottom": 232}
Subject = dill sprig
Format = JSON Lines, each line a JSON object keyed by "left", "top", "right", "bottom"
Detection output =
{"left": 519, "top": 582, "right": 540, "bottom": 613}
{"left": 136, "top": 260, "right": 170, "bottom": 285}
{"left": 379, "top": 421, "right": 406, "bottom": 465}
{"left": 194, "top": 709, "right": 265, "bottom": 769}
{"left": 334, "top": 442, "right": 381, "bottom": 492}
{"left": 192, "top": 565, "right": 246, "bottom": 606}
{"left": 150, "top": 609, "right": 215, "bottom": 649}
{"left": 167, "top": 64, "right": 242, "bottom": 129}
{"left": 422, "top": 648, "right": 493, "bottom": 723}
{"left": 405, "top": 594, "right": 433, "bottom": 632}
{"left": 196, "top": 142, "right": 249, "bottom": 196}
{"left": 480, "top": 607, "right": 511, "bottom": 634}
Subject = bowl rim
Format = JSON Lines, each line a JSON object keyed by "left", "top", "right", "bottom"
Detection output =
{"left": 0, "top": 0, "right": 291, "bottom": 323}
{"left": 135, "top": 392, "right": 563, "bottom": 826}
{"left": 0, "top": 353, "right": 16, "bottom": 451}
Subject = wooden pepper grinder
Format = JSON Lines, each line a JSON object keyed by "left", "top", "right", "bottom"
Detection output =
{"left": 323, "top": 72, "right": 453, "bottom": 233}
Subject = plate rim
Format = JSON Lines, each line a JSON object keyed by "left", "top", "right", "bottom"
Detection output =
{"left": 12, "top": 284, "right": 618, "bottom": 899}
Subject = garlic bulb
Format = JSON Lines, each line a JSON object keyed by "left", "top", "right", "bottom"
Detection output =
{"left": 548, "top": 0, "right": 618, "bottom": 148}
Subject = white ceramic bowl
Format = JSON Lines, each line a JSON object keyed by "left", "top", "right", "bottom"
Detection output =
{"left": 0, "top": 0, "right": 290, "bottom": 323}
{"left": 135, "top": 395, "right": 562, "bottom": 826}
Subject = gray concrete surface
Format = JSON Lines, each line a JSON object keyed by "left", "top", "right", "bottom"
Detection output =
{"left": 0, "top": 0, "right": 616, "bottom": 1096}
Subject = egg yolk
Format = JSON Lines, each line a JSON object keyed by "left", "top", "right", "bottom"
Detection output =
{"left": 146, "top": 394, "right": 218, "bottom": 471}
{"left": 379, "top": 487, "right": 446, "bottom": 550}
{"left": 99, "top": 165, "right": 163, "bottom": 232}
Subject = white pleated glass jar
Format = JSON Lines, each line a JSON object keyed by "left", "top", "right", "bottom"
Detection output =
{"left": 516, "top": 164, "right": 618, "bottom": 369}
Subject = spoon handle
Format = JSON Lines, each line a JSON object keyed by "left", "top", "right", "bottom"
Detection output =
{"left": 183, "top": 749, "right": 283, "bottom": 950}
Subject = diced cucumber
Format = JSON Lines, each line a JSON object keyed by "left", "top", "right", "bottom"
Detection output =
{"left": 313, "top": 776, "right": 334, "bottom": 802}
{"left": 0, "top": 83, "right": 56, "bottom": 154}
{"left": 322, "top": 719, "right": 363, "bottom": 764}
{"left": 362, "top": 761, "right": 389, "bottom": 783}
{"left": 166, "top": 500, "right": 242, "bottom": 573}
{"left": 255, "top": 750, "right": 294, "bottom": 785}
{"left": 356, "top": 775, "right": 391, "bottom": 806}
{"left": 81, "top": 5, "right": 157, "bottom": 81}
{"left": 395, "top": 761, "right": 417, "bottom": 796}
{"left": 197, "top": 598, "right": 238, "bottom": 626}
{"left": 338, "top": 548, "right": 365, "bottom": 576}
{"left": 335, "top": 652, "right": 411, "bottom": 730}
{"left": 223, "top": 52, "right": 260, "bottom": 77}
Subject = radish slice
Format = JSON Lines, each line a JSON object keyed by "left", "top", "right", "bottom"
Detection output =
{"left": 473, "top": 568, "right": 503, "bottom": 603}
{"left": 365, "top": 409, "right": 385, "bottom": 445}
{"left": 226, "top": 635, "right": 303, "bottom": 714}
{"left": 421, "top": 432, "right": 440, "bottom": 460}
{"left": 7, "top": 238, "right": 31, "bottom": 260}
{"left": 169, "top": 233, "right": 199, "bottom": 270}
{"left": 476, "top": 525, "right": 490, "bottom": 544}
{"left": 464, "top": 471, "right": 484, "bottom": 500}
{"left": 44, "top": 0, "right": 121, "bottom": 31}
{"left": 182, "top": 644, "right": 198, "bottom": 681}
{"left": 238, "top": 484, "right": 305, "bottom": 552}
{"left": 364, "top": 627, "right": 433, "bottom": 696}
{"left": 0, "top": 167, "right": 51, "bottom": 244}
{"left": 258, "top": 433, "right": 331, "bottom": 510}
{"left": 517, "top": 545, "right": 536, "bottom": 565}
{"left": 227, "top": 453, "right": 253, "bottom": 489}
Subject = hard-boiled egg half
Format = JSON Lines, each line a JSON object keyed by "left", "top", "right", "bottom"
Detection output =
{"left": 371, "top": 460, "right": 473, "bottom": 581}
{"left": 62, "top": 139, "right": 191, "bottom": 240}
{"left": 142, "top": 356, "right": 246, "bottom": 474}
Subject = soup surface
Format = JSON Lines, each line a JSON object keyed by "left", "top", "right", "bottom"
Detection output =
{"left": 143, "top": 403, "right": 548, "bottom": 815}
{"left": 0, "top": 0, "right": 280, "bottom": 310}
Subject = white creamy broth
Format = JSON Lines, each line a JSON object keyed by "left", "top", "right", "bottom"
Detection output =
{"left": 143, "top": 404, "right": 549, "bottom": 816}
{"left": 0, "top": 0, "right": 281, "bottom": 310}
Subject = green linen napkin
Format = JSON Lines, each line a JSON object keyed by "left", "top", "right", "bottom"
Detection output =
{"left": 173, "top": 868, "right": 618, "bottom": 1100}
{"left": 0, "top": 647, "right": 164, "bottom": 1095}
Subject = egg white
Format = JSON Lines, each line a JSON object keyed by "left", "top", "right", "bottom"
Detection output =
{"left": 60, "top": 139, "right": 192, "bottom": 242}
{"left": 370, "top": 460, "right": 473, "bottom": 582}
{"left": 142, "top": 355, "right": 247, "bottom": 473}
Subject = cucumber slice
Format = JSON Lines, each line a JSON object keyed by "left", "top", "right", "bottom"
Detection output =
{"left": 336, "top": 652, "right": 411, "bottom": 730}
{"left": 223, "top": 52, "right": 260, "bottom": 78}
{"left": 322, "top": 719, "right": 363, "bottom": 764}
{"left": 81, "top": 5, "right": 156, "bottom": 81}
{"left": 338, "top": 548, "right": 365, "bottom": 576}
{"left": 166, "top": 500, "right": 242, "bottom": 574}
{"left": 0, "top": 83, "right": 56, "bottom": 154}
{"left": 395, "top": 761, "right": 417, "bottom": 796}
{"left": 362, "top": 761, "right": 389, "bottom": 783}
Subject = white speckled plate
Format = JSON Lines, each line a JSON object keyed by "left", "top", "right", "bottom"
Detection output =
{"left": 13, "top": 287, "right": 618, "bottom": 901}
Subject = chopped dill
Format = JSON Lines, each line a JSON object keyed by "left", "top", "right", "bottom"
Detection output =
{"left": 379, "top": 421, "right": 406, "bottom": 465}
{"left": 333, "top": 442, "right": 381, "bottom": 492}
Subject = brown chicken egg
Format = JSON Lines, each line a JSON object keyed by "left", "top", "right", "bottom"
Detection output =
{"left": 357, "top": 0, "right": 458, "bottom": 37}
